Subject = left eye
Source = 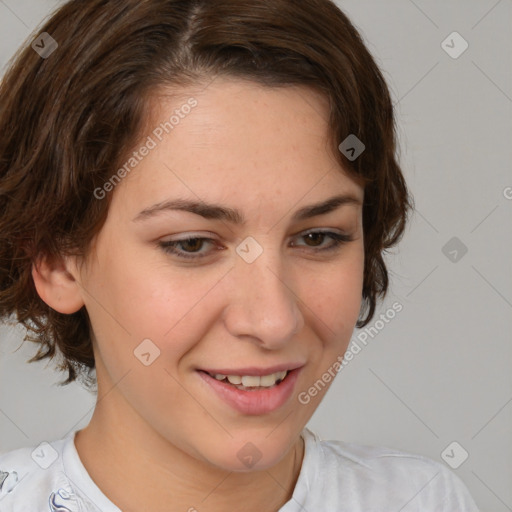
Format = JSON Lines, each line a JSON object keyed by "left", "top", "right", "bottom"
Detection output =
{"left": 293, "top": 230, "right": 353, "bottom": 249}
{"left": 159, "top": 230, "right": 353, "bottom": 260}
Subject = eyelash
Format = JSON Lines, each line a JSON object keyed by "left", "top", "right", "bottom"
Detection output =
{"left": 158, "top": 230, "right": 354, "bottom": 260}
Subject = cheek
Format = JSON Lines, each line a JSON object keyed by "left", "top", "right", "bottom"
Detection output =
{"left": 131, "top": 269, "right": 233, "bottom": 339}
{"left": 79, "top": 249, "right": 212, "bottom": 369}
{"left": 294, "top": 254, "right": 364, "bottom": 408}
{"left": 304, "top": 252, "right": 364, "bottom": 341}
{"left": 95, "top": 248, "right": 221, "bottom": 336}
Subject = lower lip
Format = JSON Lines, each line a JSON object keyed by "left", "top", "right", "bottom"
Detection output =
{"left": 197, "top": 368, "right": 302, "bottom": 415}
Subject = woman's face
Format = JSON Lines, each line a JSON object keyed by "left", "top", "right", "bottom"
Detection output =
{"left": 74, "top": 78, "right": 364, "bottom": 471}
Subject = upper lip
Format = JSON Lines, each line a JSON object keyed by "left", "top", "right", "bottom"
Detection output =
{"left": 199, "top": 363, "right": 305, "bottom": 376}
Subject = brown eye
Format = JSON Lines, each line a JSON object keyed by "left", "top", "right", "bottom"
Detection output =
{"left": 159, "top": 237, "right": 217, "bottom": 260}
{"left": 303, "top": 232, "right": 326, "bottom": 247}
{"left": 179, "top": 238, "right": 204, "bottom": 252}
{"left": 292, "top": 230, "right": 354, "bottom": 252}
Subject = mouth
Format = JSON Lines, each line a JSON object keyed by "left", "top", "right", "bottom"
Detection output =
{"left": 196, "top": 365, "right": 303, "bottom": 415}
{"left": 200, "top": 369, "right": 290, "bottom": 391}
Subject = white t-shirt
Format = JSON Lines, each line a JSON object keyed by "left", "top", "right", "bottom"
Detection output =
{"left": 0, "top": 427, "right": 480, "bottom": 511}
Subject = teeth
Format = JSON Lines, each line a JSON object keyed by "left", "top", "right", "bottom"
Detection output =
{"left": 211, "top": 370, "right": 289, "bottom": 388}
{"left": 259, "top": 373, "right": 277, "bottom": 386}
{"left": 241, "top": 375, "right": 260, "bottom": 387}
{"left": 275, "top": 370, "right": 287, "bottom": 381}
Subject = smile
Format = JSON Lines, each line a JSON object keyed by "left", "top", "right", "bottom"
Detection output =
{"left": 206, "top": 370, "right": 289, "bottom": 390}
{"left": 197, "top": 367, "right": 302, "bottom": 415}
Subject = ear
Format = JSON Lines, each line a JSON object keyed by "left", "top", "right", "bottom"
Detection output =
{"left": 31, "top": 253, "right": 85, "bottom": 314}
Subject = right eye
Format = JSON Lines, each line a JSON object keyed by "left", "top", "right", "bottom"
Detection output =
{"left": 159, "top": 236, "right": 219, "bottom": 260}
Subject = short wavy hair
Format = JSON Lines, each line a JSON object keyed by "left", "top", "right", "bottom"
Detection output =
{"left": 0, "top": 0, "right": 412, "bottom": 387}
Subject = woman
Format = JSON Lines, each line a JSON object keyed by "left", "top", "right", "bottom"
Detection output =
{"left": 0, "top": 0, "right": 480, "bottom": 510}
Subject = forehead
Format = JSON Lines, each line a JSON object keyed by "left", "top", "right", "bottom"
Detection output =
{"left": 111, "top": 78, "right": 362, "bottom": 213}
{"left": 148, "top": 78, "right": 331, "bottom": 143}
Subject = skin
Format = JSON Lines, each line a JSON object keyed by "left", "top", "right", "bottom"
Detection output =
{"left": 32, "top": 78, "right": 365, "bottom": 512}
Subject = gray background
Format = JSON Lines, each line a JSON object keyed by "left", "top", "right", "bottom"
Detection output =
{"left": 1, "top": 1, "right": 511, "bottom": 511}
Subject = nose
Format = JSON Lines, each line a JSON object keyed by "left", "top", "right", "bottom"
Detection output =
{"left": 222, "top": 246, "right": 305, "bottom": 349}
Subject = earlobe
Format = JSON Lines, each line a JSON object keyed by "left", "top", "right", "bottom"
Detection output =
{"left": 31, "top": 254, "right": 85, "bottom": 314}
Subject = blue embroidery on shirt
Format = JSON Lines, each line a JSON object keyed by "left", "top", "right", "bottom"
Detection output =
{"left": 49, "top": 487, "right": 74, "bottom": 512}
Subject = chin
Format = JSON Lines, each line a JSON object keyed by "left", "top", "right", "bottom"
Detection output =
{"left": 197, "top": 434, "right": 296, "bottom": 473}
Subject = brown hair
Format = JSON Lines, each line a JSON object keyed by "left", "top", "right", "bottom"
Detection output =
{"left": 0, "top": 0, "right": 412, "bottom": 387}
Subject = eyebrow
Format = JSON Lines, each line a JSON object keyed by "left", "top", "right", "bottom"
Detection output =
{"left": 132, "top": 193, "right": 362, "bottom": 224}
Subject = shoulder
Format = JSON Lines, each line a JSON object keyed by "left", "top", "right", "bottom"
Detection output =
{"left": 299, "top": 429, "right": 480, "bottom": 511}
{"left": 314, "top": 430, "right": 448, "bottom": 480}
{"left": 0, "top": 437, "right": 80, "bottom": 512}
